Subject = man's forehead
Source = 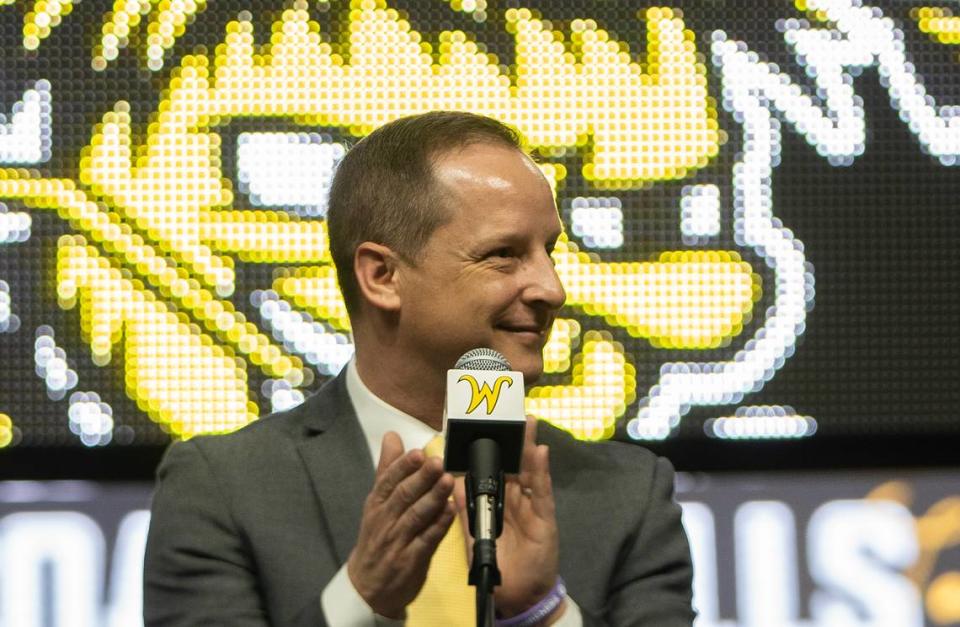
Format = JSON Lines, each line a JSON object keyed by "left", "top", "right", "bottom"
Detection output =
{"left": 431, "top": 142, "right": 542, "bottom": 188}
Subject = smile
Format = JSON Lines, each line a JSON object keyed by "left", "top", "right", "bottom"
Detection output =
{"left": 497, "top": 325, "right": 548, "bottom": 338}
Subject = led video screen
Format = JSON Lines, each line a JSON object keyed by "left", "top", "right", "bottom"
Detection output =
{"left": 3, "top": 469, "right": 959, "bottom": 626}
{"left": 0, "top": 0, "right": 957, "bottom": 453}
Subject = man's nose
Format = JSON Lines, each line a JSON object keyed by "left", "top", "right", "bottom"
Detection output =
{"left": 525, "top": 251, "right": 566, "bottom": 310}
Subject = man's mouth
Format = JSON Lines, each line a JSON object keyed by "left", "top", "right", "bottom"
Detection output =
{"left": 497, "top": 323, "right": 549, "bottom": 338}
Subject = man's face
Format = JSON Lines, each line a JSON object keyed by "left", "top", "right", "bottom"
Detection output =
{"left": 395, "top": 142, "right": 566, "bottom": 384}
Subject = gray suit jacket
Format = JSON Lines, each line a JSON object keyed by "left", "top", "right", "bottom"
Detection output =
{"left": 143, "top": 373, "right": 694, "bottom": 626}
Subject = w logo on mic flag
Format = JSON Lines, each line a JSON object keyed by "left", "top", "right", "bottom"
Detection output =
{"left": 458, "top": 375, "right": 514, "bottom": 415}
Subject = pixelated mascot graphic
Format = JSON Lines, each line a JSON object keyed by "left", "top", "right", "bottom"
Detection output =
{"left": 0, "top": 0, "right": 958, "bottom": 446}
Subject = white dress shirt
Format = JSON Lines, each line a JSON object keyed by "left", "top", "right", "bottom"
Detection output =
{"left": 320, "top": 360, "right": 583, "bottom": 626}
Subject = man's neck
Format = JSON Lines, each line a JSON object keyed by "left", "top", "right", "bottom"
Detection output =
{"left": 353, "top": 348, "right": 445, "bottom": 432}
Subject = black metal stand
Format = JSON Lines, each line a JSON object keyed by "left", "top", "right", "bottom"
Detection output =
{"left": 466, "top": 438, "right": 505, "bottom": 627}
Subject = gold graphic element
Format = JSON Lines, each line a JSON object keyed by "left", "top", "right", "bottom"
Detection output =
{"left": 0, "top": 412, "right": 13, "bottom": 447}
{"left": 536, "top": 163, "right": 568, "bottom": 197}
{"left": 0, "top": 2, "right": 736, "bottom": 440}
{"left": 542, "top": 318, "right": 581, "bottom": 374}
{"left": 527, "top": 330, "right": 636, "bottom": 440}
{"left": 914, "top": 7, "right": 960, "bottom": 45}
{"left": 0, "top": 0, "right": 76, "bottom": 50}
{"left": 94, "top": 0, "right": 210, "bottom": 70}
{"left": 0, "top": 173, "right": 303, "bottom": 377}
{"left": 458, "top": 374, "right": 514, "bottom": 415}
{"left": 274, "top": 267, "right": 351, "bottom": 332}
{"left": 867, "top": 481, "right": 960, "bottom": 625}
{"left": 552, "top": 235, "right": 760, "bottom": 349}
{"left": 93, "top": 1, "right": 718, "bottom": 191}
{"left": 444, "top": 0, "right": 487, "bottom": 20}
{"left": 928, "top": 572, "right": 960, "bottom": 625}
{"left": 57, "top": 236, "right": 258, "bottom": 437}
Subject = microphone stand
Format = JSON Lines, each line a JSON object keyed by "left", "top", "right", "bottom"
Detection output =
{"left": 466, "top": 437, "right": 505, "bottom": 627}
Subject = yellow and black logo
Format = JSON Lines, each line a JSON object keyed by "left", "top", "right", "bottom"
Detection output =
{"left": 458, "top": 374, "right": 514, "bottom": 415}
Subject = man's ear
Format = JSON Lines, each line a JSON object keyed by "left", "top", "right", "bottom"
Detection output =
{"left": 354, "top": 242, "right": 403, "bottom": 313}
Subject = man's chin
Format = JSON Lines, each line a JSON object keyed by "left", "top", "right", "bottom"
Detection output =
{"left": 482, "top": 333, "right": 547, "bottom": 380}
{"left": 502, "top": 351, "right": 545, "bottom": 385}
{"left": 521, "top": 368, "right": 544, "bottom": 387}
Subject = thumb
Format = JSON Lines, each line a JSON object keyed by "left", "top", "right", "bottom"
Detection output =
{"left": 376, "top": 431, "right": 404, "bottom": 476}
{"left": 453, "top": 475, "right": 467, "bottom": 512}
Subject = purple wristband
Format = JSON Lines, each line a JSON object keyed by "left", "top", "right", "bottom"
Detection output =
{"left": 494, "top": 577, "right": 567, "bottom": 627}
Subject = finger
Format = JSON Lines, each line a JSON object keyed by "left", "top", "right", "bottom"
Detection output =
{"left": 502, "top": 480, "right": 531, "bottom": 525}
{"left": 519, "top": 415, "right": 539, "bottom": 487}
{"left": 396, "top": 471, "right": 455, "bottom": 541}
{"left": 453, "top": 476, "right": 467, "bottom": 513}
{"left": 372, "top": 446, "right": 425, "bottom": 503}
{"left": 530, "top": 444, "right": 556, "bottom": 518}
{"left": 376, "top": 431, "right": 405, "bottom": 476}
{"left": 411, "top": 499, "right": 458, "bottom": 557}
{"left": 386, "top": 457, "right": 447, "bottom": 518}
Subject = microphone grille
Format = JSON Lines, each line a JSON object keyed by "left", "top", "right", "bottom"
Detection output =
{"left": 454, "top": 348, "right": 511, "bottom": 371}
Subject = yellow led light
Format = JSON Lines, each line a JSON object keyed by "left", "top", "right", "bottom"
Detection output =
{"left": 0, "top": 413, "right": 13, "bottom": 448}
{"left": 542, "top": 318, "right": 580, "bottom": 374}
{"left": 9, "top": 0, "right": 74, "bottom": 49}
{"left": 0, "top": 174, "right": 304, "bottom": 383}
{"left": 0, "top": 1, "right": 732, "bottom": 442}
{"left": 535, "top": 163, "right": 567, "bottom": 197}
{"left": 552, "top": 235, "right": 759, "bottom": 348}
{"left": 927, "top": 572, "right": 960, "bottom": 625}
{"left": 57, "top": 240, "right": 257, "bottom": 438}
{"left": 93, "top": 0, "right": 209, "bottom": 69}
{"left": 72, "top": 2, "right": 716, "bottom": 297}
{"left": 273, "top": 267, "right": 351, "bottom": 332}
{"left": 527, "top": 330, "right": 636, "bottom": 441}
{"left": 915, "top": 7, "right": 960, "bottom": 45}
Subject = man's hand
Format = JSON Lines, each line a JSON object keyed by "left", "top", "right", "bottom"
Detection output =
{"left": 455, "top": 416, "right": 564, "bottom": 622}
{"left": 347, "top": 431, "right": 456, "bottom": 619}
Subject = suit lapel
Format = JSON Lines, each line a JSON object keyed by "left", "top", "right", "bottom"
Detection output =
{"left": 295, "top": 373, "right": 375, "bottom": 565}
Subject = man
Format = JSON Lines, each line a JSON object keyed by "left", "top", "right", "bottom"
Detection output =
{"left": 143, "top": 111, "right": 695, "bottom": 626}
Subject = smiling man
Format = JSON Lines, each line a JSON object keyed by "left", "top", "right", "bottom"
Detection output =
{"left": 143, "top": 111, "right": 695, "bottom": 626}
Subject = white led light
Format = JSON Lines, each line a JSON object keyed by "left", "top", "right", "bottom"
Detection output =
{"left": 630, "top": 20, "right": 823, "bottom": 440}
{"left": 237, "top": 133, "right": 346, "bottom": 216}
{"left": 709, "top": 0, "right": 960, "bottom": 165}
{"left": 0, "top": 280, "right": 19, "bottom": 334}
{"left": 735, "top": 502, "right": 801, "bottom": 624}
{"left": 0, "top": 81, "right": 52, "bottom": 164}
{"left": 0, "top": 206, "right": 31, "bottom": 244}
{"left": 808, "top": 500, "right": 924, "bottom": 626}
{"left": 0, "top": 512, "right": 105, "bottom": 627}
{"left": 679, "top": 503, "right": 721, "bottom": 624}
{"left": 632, "top": 0, "right": 960, "bottom": 438}
{"left": 34, "top": 326, "right": 78, "bottom": 401}
{"left": 68, "top": 391, "right": 114, "bottom": 447}
{"left": 680, "top": 184, "right": 721, "bottom": 243}
{"left": 567, "top": 197, "right": 624, "bottom": 249}
{"left": 253, "top": 290, "right": 354, "bottom": 376}
{"left": 105, "top": 510, "right": 151, "bottom": 627}
{"left": 262, "top": 379, "right": 306, "bottom": 413}
{"left": 705, "top": 406, "right": 817, "bottom": 440}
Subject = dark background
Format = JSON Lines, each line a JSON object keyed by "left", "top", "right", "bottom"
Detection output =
{"left": 0, "top": 0, "right": 957, "bottom": 476}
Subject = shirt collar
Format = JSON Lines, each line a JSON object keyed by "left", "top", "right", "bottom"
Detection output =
{"left": 345, "top": 359, "right": 440, "bottom": 468}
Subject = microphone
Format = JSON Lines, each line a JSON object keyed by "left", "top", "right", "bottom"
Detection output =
{"left": 443, "top": 348, "right": 527, "bottom": 625}
{"left": 443, "top": 347, "right": 526, "bottom": 475}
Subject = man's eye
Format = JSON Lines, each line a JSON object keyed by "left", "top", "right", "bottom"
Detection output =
{"left": 488, "top": 247, "right": 513, "bottom": 258}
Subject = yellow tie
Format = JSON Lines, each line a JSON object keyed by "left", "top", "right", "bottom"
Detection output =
{"left": 406, "top": 435, "right": 476, "bottom": 626}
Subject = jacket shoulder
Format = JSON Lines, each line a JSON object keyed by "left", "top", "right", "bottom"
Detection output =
{"left": 159, "top": 374, "right": 347, "bottom": 473}
{"left": 538, "top": 420, "right": 662, "bottom": 475}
